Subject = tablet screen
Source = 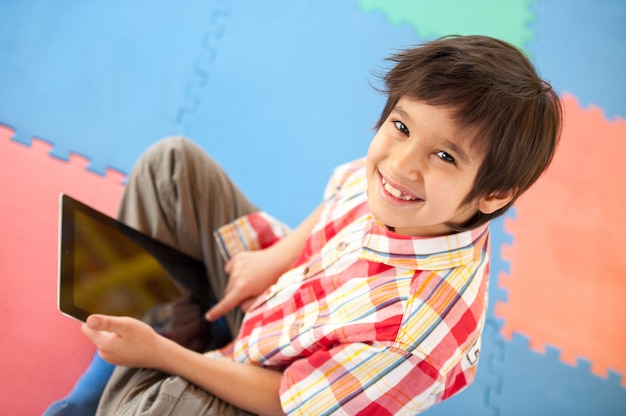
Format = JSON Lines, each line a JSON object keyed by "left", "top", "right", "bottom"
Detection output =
{"left": 58, "top": 194, "right": 216, "bottom": 349}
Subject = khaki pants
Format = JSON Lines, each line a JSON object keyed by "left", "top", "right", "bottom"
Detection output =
{"left": 96, "top": 137, "right": 257, "bottom": 415}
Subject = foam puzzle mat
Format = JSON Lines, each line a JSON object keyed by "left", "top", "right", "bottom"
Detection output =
{"left": 0, "top": 125, "right": 125, "bottom": 414}
{"left": 1, "top": 0, "right": 624, "bottom": 414}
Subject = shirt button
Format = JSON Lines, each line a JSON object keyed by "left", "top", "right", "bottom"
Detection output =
{"left": 337, "top": 241, "right": 348, "bottom": 251}
{"left": 303, "top": 266, "right": 309, "bottom": 275}
{"left": 293, "top": 322, "right": 304, "bottom": 329}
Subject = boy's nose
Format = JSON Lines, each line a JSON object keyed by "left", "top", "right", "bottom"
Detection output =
{"left": 389, "top": 145, "right": 422, "bottom": 182}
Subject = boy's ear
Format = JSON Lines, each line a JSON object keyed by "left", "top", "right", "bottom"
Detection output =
{"left": 478, "top": 189, "right": 517, "bottom": 214}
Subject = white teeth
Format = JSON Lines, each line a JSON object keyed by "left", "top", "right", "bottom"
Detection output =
{"left": 382, "top": 178, "right": 417, "bottom": 201}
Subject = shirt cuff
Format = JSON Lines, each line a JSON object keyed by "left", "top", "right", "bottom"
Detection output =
{"left": 213, "top": 211, "right": 291, "bottom": 261}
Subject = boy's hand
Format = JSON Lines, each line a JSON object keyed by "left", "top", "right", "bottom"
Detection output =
{"left": 205, "top": 247, "right": 287, "bottom": 322}
{"left": 81, "top": 315, "right": 169, "bottom": 369}
{"left": 205, "top": 204, "right": 325, "bottom": 323}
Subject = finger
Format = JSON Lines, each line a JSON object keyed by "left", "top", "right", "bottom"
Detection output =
{"left": 240, "top": 297, "right": 257, "bottom": 312}
{"left": 205, "top": 289, "right": 242, "bottom": 321}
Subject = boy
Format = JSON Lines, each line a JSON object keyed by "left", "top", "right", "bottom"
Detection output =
{"left": 49, "top": 35, "right": 561, "bottom": 415}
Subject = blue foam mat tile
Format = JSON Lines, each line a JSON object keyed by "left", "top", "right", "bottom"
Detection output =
{"left": 175, "top": 0, "right": 230, "bottom": 133}
{"left": 424, "top": 319, "right": 504, "bottom": 415}
{"left": 528, "top": 0, "right": 626, "bottom": 120}
{"left": 489, "top": 333, "right": 626, "bottom": 416}
{"left": 0, "top": 0, "right": 225, "bottom": 178}
{"left": 7, "top": 128, "right": 34, "bottom": 148}
{"left": 183, "top": 0, "right": 419, "bottom": 226}
{"left": 0, "top": 0, "right": 420, "bottom": 227}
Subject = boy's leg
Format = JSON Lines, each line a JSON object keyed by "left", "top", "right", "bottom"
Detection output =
{"left": 117, "top": 136, "right": 257, "bottom": 337}
{"left": 96, "top": 366, "right": 254, "bottom": 416}
{"left": 97, "top": 137, "right": 259, "bottom": 414}
{"left": 46, "top": 137, "right": 257, "bottom": 415}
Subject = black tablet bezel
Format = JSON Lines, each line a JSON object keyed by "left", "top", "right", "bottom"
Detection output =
{"left": 58, "top": 193, "right": 214, "bottom": 323}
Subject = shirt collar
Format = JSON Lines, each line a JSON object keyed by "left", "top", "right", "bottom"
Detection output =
{"left": 359, "top": 215, "right": 489, "bottom": 270}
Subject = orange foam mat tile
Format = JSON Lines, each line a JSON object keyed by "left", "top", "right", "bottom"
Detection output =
{"left": 495, "top": 93, "right": 626, "bottom": 383}
{"left": 0, "top": 124, "right": 125, "bottom": 415}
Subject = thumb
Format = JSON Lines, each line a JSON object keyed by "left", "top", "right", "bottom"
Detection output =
{"left": 82, "top": 315, "right": 119, "bottom": 346}
{"left": 86, "top": 314, "right": 119, "bottom": 332}
{"left": 86, "top": 314, "right": 104, "bottom": 329}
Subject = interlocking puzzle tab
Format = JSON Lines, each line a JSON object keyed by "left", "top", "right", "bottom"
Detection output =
{"left": 496, "top": 94, "right": 626, "bottom": 384}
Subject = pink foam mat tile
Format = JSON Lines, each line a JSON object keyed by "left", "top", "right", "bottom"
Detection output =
{"left": 0, "top": 123, "right": 125, "bottom": 415}
{"left": 495, "top": 94, "right": 626, "bottom": 384}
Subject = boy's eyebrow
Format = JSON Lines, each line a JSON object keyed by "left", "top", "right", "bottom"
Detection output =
{"left": 392, "top": 106, "right": 472, "bottom": 165}
{"left": 391, "top": 106, "right": 411, "bottom": 120}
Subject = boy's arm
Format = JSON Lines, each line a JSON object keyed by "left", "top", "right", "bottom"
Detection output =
{"left": 82, "top": 205, "right": 326, "bottom": 415}
{"left": 205, "top": 203, "right": 325, "bottom": 321}
{"left": 82, "top": 315, "right": 285, "bottom": 416}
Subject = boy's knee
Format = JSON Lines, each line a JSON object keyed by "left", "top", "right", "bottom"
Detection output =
{"left": 145, "top": 136, "right": 195, "bottom": 161}
{"left": 132, "top": 137, "right": 225, "bottom": 194}
{"left": 158, "top": 135, "right": 194, "bottom": 150}
{"left": 137, "top": 136, "right": 200, "bottom": 174}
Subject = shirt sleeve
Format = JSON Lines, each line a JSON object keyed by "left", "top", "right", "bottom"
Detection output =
{"left": 322, "top": 158, "right": 367, "bottom": 202}
{"left": 213, "top": 211, "right": 291, "bottom": 261}
{"left": 279, "top": 342, "right": 445, "bottom": 415}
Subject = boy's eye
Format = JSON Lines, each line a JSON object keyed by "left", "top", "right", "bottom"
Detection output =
{"left": 436, "top": 151, "right": 456, "bottom": 164}
{"left": 393, "top": 120, "right": 410, "bottom": 135}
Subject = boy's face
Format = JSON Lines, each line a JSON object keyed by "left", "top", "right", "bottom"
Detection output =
{"left": 366, "top": 97, "right": 486, "bottom": 237}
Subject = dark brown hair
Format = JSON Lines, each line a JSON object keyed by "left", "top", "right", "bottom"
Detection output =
{"left": 375, "top": 35, "right": 562, "bottom": 231}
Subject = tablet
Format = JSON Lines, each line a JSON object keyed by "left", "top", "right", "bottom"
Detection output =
{"left": 58, "top": 194, "right": 215, "bottom": 326}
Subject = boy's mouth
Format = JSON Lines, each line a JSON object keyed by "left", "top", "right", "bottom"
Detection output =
{"left": 381, "top": 176, "right": 421, "bottom": 202}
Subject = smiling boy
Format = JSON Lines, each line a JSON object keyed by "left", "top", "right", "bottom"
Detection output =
{"left": 49, "top": 35, "right": 561, "bottom": 416}
{"left": 367, "top": 98, "right": 505, "bottom": 237}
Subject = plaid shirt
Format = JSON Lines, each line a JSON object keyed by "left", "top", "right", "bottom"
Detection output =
{"left": 210, "top": 159, "right": 490, "bottom": 415}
